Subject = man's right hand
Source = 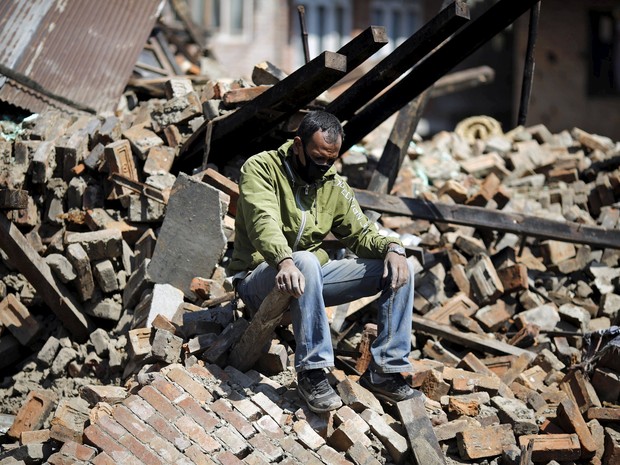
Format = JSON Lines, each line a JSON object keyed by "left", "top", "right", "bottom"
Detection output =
{"left": 276, "top": 258, "right": 305, "bottom": 298}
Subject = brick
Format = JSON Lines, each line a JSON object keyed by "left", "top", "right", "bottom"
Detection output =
{"left": 433, "top": 417, "right": 481, "bottom": 442}
{"left": 587, "top": 407, "right": 620, "bottom": 422}
{"left": 328, "top": 419, "right": 372, "bottom": 452}
{"left": 317, "top": 444, "right": 354, "bottom": 465}
{"left": 216, "top": 424, "right": 249, "bottom": 457}
{"left": 248, "top": 433, "right": 284, "bottom": 462}
{"left": 346, "top": 441, "right": 382, "bottom": 465}
{"left": 497, "top": 263, "right": 528, "bottom": 293}
{"left": 293, "top": 419, "right": 325, "bottom": 451}
{"left": 476, "top": 301, "right": 513, "bottom": 333}
{"left": 490, "top": 396, "right": 538, "bottom": 436}
{"left": 0, "top": 294, "right": 42, "bottom": 345}
{"left": 104, "top": 140, "right": 138, "bottom": 198}
{"left": 217, "top": 450, "right": 245, "bottom": 465}
{"left": 123, "top": 395, "right": 191, "bottom": 451}
{"left": 279, "top": 436, "right": 323, "bottom": 465}
{"left": 230, "top": 397, "right": 263, "bottom": 422}
{"left": 184, "top": 444, "right": 218, "bottom": 465}
{"left": 456, "top": 424, "right": 515, "bottom": 460}
{"left": 518, "top": 433, "right": 581, "bottom": 462}
{"left": 251, "top": 391, "right": 285, "bottom": 426}
{"left": 509, "top": 382, "right": 548, "bottom": 412}
{"left": 96, "top": 413, "right": 127, "bottom": 440}
{"left": 137, "top": 384, "right": 182, "bottom": 421}
{"left": 334, "top": 405, "right": 369, "bottom": 435}
{"left": 118, "top": 432, "right": 166, "bottom": 465}
{"left": 91, "top": 451, "right": 120, "bottom": 465}
{"left": 49, "top": 397, "right": 90, "bottom": 443}
{"left": 516, "top": 365, "right": 548, "bottom": 392}
{"left": 603, "top": 426, "right": 620, "bottom": 465}
{"left": 211, "top": 399, "right": 255, "bottom": 439}
{"left": 175, "top": 415, "right": 221, "bottom": 453}
{"left": 560, "top": 369, "right": 602, "bottom": 414}
{"left": 122, "top": 125, "right": 164, "bottom": 160}
{"left": 7, "top": 390, "right": 57, "bottom": 439}
{"left": 253, "top": 415, "right": 285, "bottom": 440}
{"left": 556, "top": 397, "right": 598, "bottom": 458}
{"left": 150, "top": 328, "right": 183, "bottom": 364}
{"left": 541, "top": 240, "right": 576, "bottom": 264}
{"left": 418, "top": 369, "right": 450, "bottom": 401}
{"left": 59, "top": 441, "right": 97, "bottom": 462}
{"left": 360, "top": 408, "right": 408, "bottom": 464}
{"left": 164, "top": 365, "right": 214, "bottom": 403}
{"left": 65, "top": 229, "right": 123, "bottom": 261}
{"left": 465, "top": 254, "right": 504, "bottom": 305}
{"left": 174, "top": 395, "right": 219, "bottom": 432}
{"left": 83, "top": 424, "right": 133, "bottom": 463}
{"left": 244, "top": 451, "right": 271, "bottom": 465}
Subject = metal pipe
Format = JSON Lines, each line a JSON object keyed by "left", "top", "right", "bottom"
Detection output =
{"left": 297, "top": 5, "right": 311, "bottom": 64}
{"left": 517, "top": 1, "right": 541, "bottom": 126}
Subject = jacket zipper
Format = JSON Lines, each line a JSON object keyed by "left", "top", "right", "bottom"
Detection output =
{"left": 293, "top": 185, "right": 307, "bottom": 251}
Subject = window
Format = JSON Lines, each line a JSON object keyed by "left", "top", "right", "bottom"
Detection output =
{"left": 190, "top": 0, "right": 254, "bottom": 40}
{"left": 589, "top": 9, "right": 620, "bottom": 96}
{"left": 371, "top": 0, "right": 421, "bottom": 55}
{"left": 292, "top": 1, "right": 352, "bottom": 67}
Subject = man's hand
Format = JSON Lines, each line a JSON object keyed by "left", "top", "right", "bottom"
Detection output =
{"left": 276, "top": 258, "right": 305, "bottom": 298}
{"left": 383, "top": 246, "right": 409, "bottom": 290}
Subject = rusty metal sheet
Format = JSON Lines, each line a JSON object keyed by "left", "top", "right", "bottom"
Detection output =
{"left": 0, "top": 0, "right": 164, "bottom": 115}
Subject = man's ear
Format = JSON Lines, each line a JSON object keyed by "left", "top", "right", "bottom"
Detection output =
{"left": 292, "top": 136, "right": 302, "bottom": 155}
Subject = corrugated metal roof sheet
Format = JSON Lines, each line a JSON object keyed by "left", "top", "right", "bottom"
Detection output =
{"left": 0, "top": 0, "right": 164, "bottom": 115}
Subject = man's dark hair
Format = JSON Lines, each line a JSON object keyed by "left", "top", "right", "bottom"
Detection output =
{"left": 296, "top": 111, "right": 345, "bottom": 145}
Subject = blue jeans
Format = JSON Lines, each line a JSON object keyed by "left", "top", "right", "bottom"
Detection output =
{"left": 236, "top": 251, "right": 414, "bottom": 374}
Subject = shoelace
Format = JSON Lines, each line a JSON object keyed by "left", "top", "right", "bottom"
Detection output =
{"left": 305, "top": 370, "right": 332, "bottom": 396}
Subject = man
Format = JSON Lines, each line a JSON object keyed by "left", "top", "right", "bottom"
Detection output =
{"left": 229, "top": 110, "right": 415, "bottom": 413}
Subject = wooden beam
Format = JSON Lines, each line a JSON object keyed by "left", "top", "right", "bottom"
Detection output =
{"left": 228, "top": 288, "right": 291, "bottom": 372}
{"left": 354, "top": 189, "right": 620, "bottom": 250}
{"left": 397, "top": 392, "right": 447, "bottom": 465}
{"left": 0, "top": 213, "right": 92, "bottom": 342}
{"left": 327, "top": 1, "right": 469, "bottom": 123}
{"left": 341, "top": 0, "right": 541, "bottom": 150}
{"left": 412, "top": 315, "right": 536, "bottom": 358}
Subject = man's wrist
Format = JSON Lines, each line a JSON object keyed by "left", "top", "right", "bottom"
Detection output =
{"left": 386, "top": 243, "right": 406, "bottom": 257}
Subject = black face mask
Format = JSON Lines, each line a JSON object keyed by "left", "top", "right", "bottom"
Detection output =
{"left": 297, "top": 144, "right": 333, "bottom": 183}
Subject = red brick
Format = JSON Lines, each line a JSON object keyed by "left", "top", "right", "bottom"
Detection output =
{"left": 253, "top": 415, "right": 285, "bottom": 439}
{"left": 20, "top": 428, "right": 51, "bottom": 444}
{"left": 8, "top": 390, "right": 57, "bottom": 439}
{"left": 111, "top": 405, "right": 185, "bottom": 464}
{"left": 59, "top": 440, "right": 97, "bottom": 461}
{"left": 123, "top": 395, "right": 191, "bottom": 451}
{"left": 83, "top": 424, "right": 133, "bottom": 463}
{"left": 317, "top": 444, "right": 354, "bottom": 465}
{"left": 457, "top": 424, "right": 515, "bottom": 460}
{"left": 165, "top": 366, "right": 213, "bottom": 403}
{"left": 185, "top": 444, "right": 218, "bottom": 465}
{"left": 217, "top": 450, "right": 245, "bottom": 465}
{"left": 138, "top": 385, "right": 182, "bottom": 421}
{"left": 119, "top": 432, "right": 166, "bottom": 465}
{"left": 518, "top": 434, "right": 581, "bottom": 462}
{"left": 175, "top": 415, "right": 221, "bottom": 453}
{"left": 0, "top": 293, "right": 42, "bottom": 345}
{"left": 249, "top": 433, "right": 284, "bottom": 462}
{"left": 91, "top": 452, "right": 116, "bottom": 465}
{"left": 96, "top": 414, "right": 127, "bottom": 440}
{"left": 212, "top": 398, "right": 256, "bottom": 439}
{"left": 175, "top": 395, "right": 219, "bottom": 432}
{"left": 556, "top": 397, "right": 598, "bottom": 459}
{"left": 150, "top": 374, "right": 185, "bottom": 401}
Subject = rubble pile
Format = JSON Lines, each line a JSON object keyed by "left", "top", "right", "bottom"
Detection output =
{"left": 0, "top": 74, "right": 617, "bottom": 463}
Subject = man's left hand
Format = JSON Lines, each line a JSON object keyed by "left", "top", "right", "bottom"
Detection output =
{"left": 383, "top": 248, "right": 409, "bottom": 290}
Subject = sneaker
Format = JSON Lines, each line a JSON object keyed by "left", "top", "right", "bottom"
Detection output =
{"left": 297, "top": 369, "right": 343, "bottom": 413}
{"left": 359, "top": 370, "right": 415, "bottom": 403}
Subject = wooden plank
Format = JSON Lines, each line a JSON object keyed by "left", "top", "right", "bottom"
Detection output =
{"left": 0, "top": 213, "right": 92, "bottom": 342}
{"left": 354, "top": 189, "right": 620, "bottom": 250}
{"left": 412, "top": 315, "right": 536, "bottom": 358}
{"left": 327, "top": 0, "right": 469, "bottom": 123}
{"left": 228, "top": 288, "right": 292, "bottom": 372}
{"left": 397, "top": 392, "right": 447, "bottom": 465}
{"left": 341, "top": 0, "right": 541, "bottom": 151}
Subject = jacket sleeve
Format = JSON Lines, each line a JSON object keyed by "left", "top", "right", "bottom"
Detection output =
{"left": 237, "top": 155, "right": 293, "bottom": 268}
{"left": 330, "top": 177, "right": 401, "bottom": 258}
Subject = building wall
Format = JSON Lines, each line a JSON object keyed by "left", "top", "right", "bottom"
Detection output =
{"left": 514, "top": 0, "right": 620, "bottom": 140}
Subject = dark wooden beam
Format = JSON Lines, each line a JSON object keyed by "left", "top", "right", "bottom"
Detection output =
{"left": 353, "top": 189, "right": 620, "bottom": 250}
{"left": 327, "top": 1, "right": 469, "bottom": 123}
{"left": 175, "top": 26, "right": 388, "bottom": 173}
{"left": 341, "top": 0, "right": 541, "bottom": 152}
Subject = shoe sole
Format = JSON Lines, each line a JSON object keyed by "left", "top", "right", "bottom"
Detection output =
{"left": 298, "top": 390, "right": 343, "bottom": 413}
{"left": 359, "top": 377, "right": 412, "bottom": 404}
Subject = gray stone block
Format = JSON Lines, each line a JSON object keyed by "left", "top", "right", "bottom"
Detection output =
{"left": 148, "top": 173, "right": 228, "bottom": 298}
{"left": 93, "top": 260, "right": 119, "bottom": 293}
{"left": 65, "top": 229, "right": 122, "bottom": 261}
{"left": 45, "top": 253, "right": 77, "bottom": 283}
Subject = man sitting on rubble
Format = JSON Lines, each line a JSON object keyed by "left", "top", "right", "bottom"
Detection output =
{"left": 228, "top": 110, "right": 415, "bottom": 413}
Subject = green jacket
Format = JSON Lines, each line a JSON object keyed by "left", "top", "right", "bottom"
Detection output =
{"left": 228, "top": 140, "right": 401, "bottom": 273}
